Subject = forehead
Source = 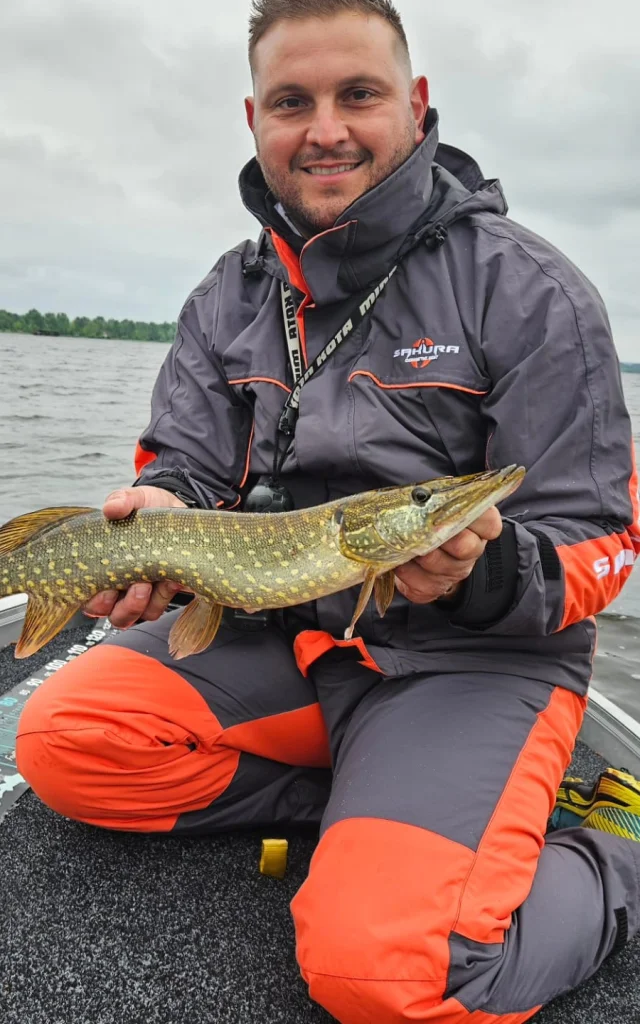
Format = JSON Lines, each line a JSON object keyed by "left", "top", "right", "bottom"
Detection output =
{"left": 252, "top": 12, "right": 402, "bottom": 91}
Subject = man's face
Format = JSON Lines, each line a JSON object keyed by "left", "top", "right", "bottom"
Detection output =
{"left": 246, "top": 12, "right": 429, "bottom": 238}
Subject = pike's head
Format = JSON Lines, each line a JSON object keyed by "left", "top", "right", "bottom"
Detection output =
{"left": 336, "top": 466, "right": 525, "bottom": 566}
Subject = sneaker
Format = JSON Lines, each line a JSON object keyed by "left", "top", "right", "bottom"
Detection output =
{"left": 549, "top": 768, "right": 640, "bottom": 841}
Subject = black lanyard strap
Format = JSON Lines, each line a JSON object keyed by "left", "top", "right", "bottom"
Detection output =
{"left": 278, "top": 264, "right": 398, "bottom": 435}
{"left": 280, "top": 280, "right": 304, "bottom": 384}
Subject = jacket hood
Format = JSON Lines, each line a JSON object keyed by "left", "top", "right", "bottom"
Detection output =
{"left": 239, "top": 108, "right": 508, "bottom": 304}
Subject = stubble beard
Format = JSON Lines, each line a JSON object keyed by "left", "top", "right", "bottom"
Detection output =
{"left": 257, "top": 116, "right": 418, "bottom": 237}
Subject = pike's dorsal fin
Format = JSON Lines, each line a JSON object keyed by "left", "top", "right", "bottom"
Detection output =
{"left": 14, "top": 594, "right": 82, "bottom": 659}
{"left": 168, "top": 597, "right": 224, "bottom": 660}
{"left": 0, "top": 507, "right": 96, "bottom": 555}
{"left": 374, "top": 570, "right": 396, "bottom": 618}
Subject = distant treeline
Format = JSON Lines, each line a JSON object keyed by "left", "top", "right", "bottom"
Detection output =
{"left": 0, "top": 308, "right": 177, "bottom": 342}
{"left": 621, "top": 363, "right": 640, "bottom": 374}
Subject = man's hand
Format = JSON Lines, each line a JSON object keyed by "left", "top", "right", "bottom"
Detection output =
{"left": 83, "top": 486, "right": 189, "bottom": 629}
{"left": 394, "top": 507, "right": 503, "bottom": 605}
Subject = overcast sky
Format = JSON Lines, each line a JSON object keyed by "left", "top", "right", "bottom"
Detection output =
{"left": 1, "top": 0, "right": 638, "bottom": 358}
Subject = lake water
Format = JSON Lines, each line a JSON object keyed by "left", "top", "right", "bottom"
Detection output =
{"left": 1, "top": 332, "right": 640, "bottom": 715}
{"left": 0, "top": 333, "right": 169, "bottom": 520}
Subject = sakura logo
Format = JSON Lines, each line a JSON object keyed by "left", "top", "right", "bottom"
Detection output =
{"left": 394, "top": 339, "right": 460, "bottom": 370}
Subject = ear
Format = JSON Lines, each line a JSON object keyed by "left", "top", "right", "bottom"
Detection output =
{"left": 245, "top": 96, "right": 256, "bottom": 133}
{"left": 410, "top": 76, "right": 429, "bottom": 144}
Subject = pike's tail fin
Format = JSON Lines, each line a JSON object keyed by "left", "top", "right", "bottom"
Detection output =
{"left": 0, "top": 506, "right": 96, "bottom": 656}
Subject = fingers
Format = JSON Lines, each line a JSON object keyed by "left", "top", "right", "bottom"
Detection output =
{"left": 83, "top": 581, "right": 183, "bottom": 628}
{"left": 102, "top": 488, "right": 141, "bottom": 521}
{"left": 83, "top": 589, "right": 120, "bottom": 619}
{"left": 422, "top": 508, "right": 502, "bottom": 566}
{"left": 464, "top": 507, "right": 503, "bottom": 543}
{"left": 102, "top": 584, "right": 153, "bottom": 629}
{"left": 395, "top": 547, "right": 473, "bottom": 595}
{"left": 395, "top": 527, "right": 488, "bottom": 606}
{"left": 394, "top": 572, "right": 460, "bottom": 605}
{"left": 101, "top": 485, "right": 187, "bottom": 521}
{"left": 140, "top": 581, "right": 184, "bottom": 622}
{"left": 439, "top": 530, "right": 486, "bottom": 563}
{"left": 394, "top": 509, "right": 503, "bottom": 607}
{"left": 409, "top": 540, "right": 481, "bottom": 581}
{"left": 83, "top": 584, "right": 152, "bottom": 628}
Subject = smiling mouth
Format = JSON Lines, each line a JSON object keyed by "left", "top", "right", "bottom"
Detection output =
{"left": 302, "top": 162, "right": 364, "bottom": 176}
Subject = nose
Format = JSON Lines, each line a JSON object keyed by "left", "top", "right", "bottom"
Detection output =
{"left": 305, "top": 100, "right": 350, "bottom": 150}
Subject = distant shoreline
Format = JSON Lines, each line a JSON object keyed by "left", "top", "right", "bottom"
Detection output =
{"left": 0, "top": 310, "right": 176, "bottom": 343}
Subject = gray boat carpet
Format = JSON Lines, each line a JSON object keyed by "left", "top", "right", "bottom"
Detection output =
{"left": 1, "top": 626, "right": 638, "bottom": 1024}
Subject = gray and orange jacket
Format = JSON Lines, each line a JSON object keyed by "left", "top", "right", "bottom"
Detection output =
{"left": 134, "top": 109, "right": 640, "bottom": 694}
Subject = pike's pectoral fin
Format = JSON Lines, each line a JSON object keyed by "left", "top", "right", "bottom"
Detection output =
{"left": 0, "top": 507, "right": 96, "bottom": 555}
{"left": 344, "top": 568, "right": 397, "bottom": 641}
{"left": 169, "top": 597, "right": 224, "bottom": 660}
{"left": 374, "top": 570, "right": 396, "bottom": 618}
{"left": 14, "top": 595, "right": 82, "bottom": 659}
{"left": 343, "top": 566, "right": 375, "bottom": 641}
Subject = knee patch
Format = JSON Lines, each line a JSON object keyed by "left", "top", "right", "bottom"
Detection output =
{"left": 291, "top": 817, "right": 472, "bottom": 1021}
{"left": 16, "top": 644, "right": 238, "bottom": 831}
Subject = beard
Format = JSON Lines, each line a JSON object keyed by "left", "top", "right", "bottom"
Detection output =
{"left": 256, "top": 115, "right": 418, "bottom": 237}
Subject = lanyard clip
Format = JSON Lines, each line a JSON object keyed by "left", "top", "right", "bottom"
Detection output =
{"left": 278, "top": 407, "right": 298, "bottom": 435}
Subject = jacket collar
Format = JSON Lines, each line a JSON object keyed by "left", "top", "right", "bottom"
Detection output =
{"left": 239, "top": 109, "right": 507, "bottom": 305}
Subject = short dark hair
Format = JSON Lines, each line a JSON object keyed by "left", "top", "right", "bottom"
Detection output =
{"left": 248, "top": 0, "right": 411, "bottom": 70}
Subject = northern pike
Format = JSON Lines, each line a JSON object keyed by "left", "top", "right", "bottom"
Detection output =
{"left": 0, "top": 466, "right": 525, "bottom": 660}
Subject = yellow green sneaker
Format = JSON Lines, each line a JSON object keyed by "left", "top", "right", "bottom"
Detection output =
{"left": 550, "top": 768, "right": 640, "bottom": 841}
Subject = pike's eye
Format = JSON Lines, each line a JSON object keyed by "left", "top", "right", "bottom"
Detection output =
{"left": 411, "top": 487, "right": 431, "bottom": 507}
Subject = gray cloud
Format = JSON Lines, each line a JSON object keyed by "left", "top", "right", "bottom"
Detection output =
{"left": 0, "top": 0, "right": 638, "bottom": 358}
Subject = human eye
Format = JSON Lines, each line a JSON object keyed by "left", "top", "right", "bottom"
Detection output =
{"left": 275, "top": 96, "right": 305, "bottom": 111}
{"left": 348, "top": 88, "right": 375, "bottom": 102}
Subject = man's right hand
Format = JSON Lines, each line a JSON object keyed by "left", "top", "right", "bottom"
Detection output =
{"left": 83, "top": 485, "right": 189, "bottom": 629}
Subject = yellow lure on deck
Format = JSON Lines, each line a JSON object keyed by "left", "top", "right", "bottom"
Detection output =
{"left": 260, "top": 839, "right": 289, "bottom": 879}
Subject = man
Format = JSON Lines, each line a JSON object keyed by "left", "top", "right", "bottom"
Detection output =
{"left": 15, "top": 2, "right": 640, "bottom": 1022}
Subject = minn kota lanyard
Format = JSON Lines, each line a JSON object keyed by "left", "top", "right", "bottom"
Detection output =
{"left": 271, "top": 264, "right": 399, "bottom": 486}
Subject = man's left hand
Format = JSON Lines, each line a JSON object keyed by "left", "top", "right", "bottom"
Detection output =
{"left": 394, "top": 507, "right": 503, "bottom": 605}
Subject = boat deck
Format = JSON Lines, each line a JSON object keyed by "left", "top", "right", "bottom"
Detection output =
{"left": 1, "top": 621, "right": 638, "bottom": 1024}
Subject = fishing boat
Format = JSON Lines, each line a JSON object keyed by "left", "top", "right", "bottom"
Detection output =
{"left": 0, "top": 593, "right": 638, "bottom": 1023}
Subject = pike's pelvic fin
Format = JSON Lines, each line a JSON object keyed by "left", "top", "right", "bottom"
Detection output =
{"left": 168, "top": 596, "right": 224, "bottom": 660}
